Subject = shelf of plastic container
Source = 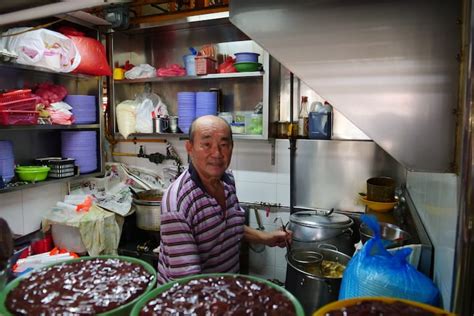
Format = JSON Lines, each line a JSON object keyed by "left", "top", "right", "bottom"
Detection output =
{"left": 0, "top": 171, "right": 104, "bottom": 194}
{"left": 122, "top": 132, "right": 267, "bottom": 141}
{"left": 0, "top": 62, "right": 95, "bottom": 79}
{"left": 114, "top": 71, "right": 265, "bottom": 84}
{"left": 0, "top": 124, "right": 100, "bottom": 131}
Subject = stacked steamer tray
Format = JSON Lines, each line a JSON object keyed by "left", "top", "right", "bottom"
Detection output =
{"left": 177, "top": 92, "right": 196, "bottom": 134}
{"left": 35, "top": 157, "right": 76, "bottom": 179}
{"left": 65, "top": 95, "right": 97, "bottom": 124}
{"left": 61, "top": 131, "right": 97, "bottom": 174}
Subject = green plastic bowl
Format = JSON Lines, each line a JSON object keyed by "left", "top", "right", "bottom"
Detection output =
{"left": 234, "top": 62, "right": 262, "bottom": 72}
{"left": 0, "top": 255, "right": 157, "bottom": 316}
{"left": 15, "top": 165, "right": 50, "bottom": 182}
{"left": 130, "top": 273, "right": 305, "bottom": 316}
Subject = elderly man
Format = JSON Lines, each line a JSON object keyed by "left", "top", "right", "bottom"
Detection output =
{"left": 157, "top": 115, "right": 290, "bottom": 284}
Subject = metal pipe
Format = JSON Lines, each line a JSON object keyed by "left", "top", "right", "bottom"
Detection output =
{"left": 289, "top": 72, "right": 296, "bottom": 214}
{"left": 114, "top": 138, "right": 167, "bottom": 144}
{"left": 112, "top": 152, "right": 138, "bottom": 157}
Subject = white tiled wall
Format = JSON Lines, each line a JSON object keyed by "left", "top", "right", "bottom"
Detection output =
{"left": 407, "top": 171, "right": 458, "bottom": 310}
{"left": 0, "top": 182, "right": 67, "bottom": 235}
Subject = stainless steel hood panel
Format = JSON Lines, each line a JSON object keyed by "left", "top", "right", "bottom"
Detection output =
{"left": 230, "top": 0, "right": 461, "bottom": 171}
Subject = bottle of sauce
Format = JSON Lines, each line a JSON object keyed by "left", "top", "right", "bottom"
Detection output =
{"left": 298, "top": 96, "right": 309, "bottom": 137}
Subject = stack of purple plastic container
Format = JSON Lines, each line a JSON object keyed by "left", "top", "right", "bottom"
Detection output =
{"left": 61, "top": 131, "right": 97, "bottom": 174}
{"left": 177, "top": 92, "right": 196, "bottom": 134}
{"left": 65, "top": 95, "right": 97, "bottom": 124}
{"left": 0, "top": 140, "right": 14, "bottom": 183}
{"left": 196, "top": 92, "right": 217, "bottom": 117}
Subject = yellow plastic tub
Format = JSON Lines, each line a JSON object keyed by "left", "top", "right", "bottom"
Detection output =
{"left": 313, "top": 297, "right": 454, "bottom": 316}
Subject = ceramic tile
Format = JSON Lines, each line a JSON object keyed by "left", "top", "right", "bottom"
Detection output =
{"left": 274, "top": 267, "right": 287, "bottom": 283}
{"left": 248, "top": 245, "right": 276, "bottom": 280}
{"left": 235, "top": 181, "right": 276, "bottom": 204}
{"left": 22, "top": 183, "right": 63, "bottom": 234}
{"left": 274, "top": 246, "right": 288, "bottom": 269}
{"left": 275, "top": 140, "right": 290, "bottom": 184}
{"left": 0, "top": 191, "right": 23, "bottom": 234}
{"left": 276, "top": 184, "right": 291, "bottom": 206}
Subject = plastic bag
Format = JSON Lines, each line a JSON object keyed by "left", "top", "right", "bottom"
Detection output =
{"left": 219, "top": 56, "right": 236, "bottom": 73}
{"left": 42, "top": 204, "right": 121, "bottom": 256}
{"left": 339, "top": 215, "right": 439, "bottom": 305}
{"left": 116, "top": 100, "right": 138, "bottom": 138}
{"left": 135, "top": 97, "right": 154, "bottom": 133}
{"left": 0, "top": 27, "right": 80, "bottom": 72}
{"left": 68, "top": 35, "right": 112, "bottom": 76}
{"left": 125, "top": 64, "right": 156, "bottom": 79}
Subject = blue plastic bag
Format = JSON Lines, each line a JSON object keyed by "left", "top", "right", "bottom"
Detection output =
{"left": 339, "top": 215, "right": 439, "bottom": 305}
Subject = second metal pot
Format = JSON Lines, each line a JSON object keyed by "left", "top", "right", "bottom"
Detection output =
{"left": 285, "top": 247, "right": 351, "bottom": 315}
{"left": 132, "top": 189, "right": 163, "bottom": 232}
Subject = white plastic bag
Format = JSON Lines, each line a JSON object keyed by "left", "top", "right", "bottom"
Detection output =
{"left": 124, "top": 64, "right": 156, "bottom": 79}
{"left": 0, "top": 27, "right": 81, "bottom": 72}
{"left": 135, "top": 98, "right": 155, "bottom": 133}
{"left": 116, "top": 100, "right": 138, "bottom": 138}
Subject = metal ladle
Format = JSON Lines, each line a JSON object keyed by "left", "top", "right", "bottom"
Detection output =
{"left": 274, "top": 216, "right": 291, "bottom": 253}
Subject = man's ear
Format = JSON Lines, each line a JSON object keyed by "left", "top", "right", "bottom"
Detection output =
{"left": 185, "top": 140, "right": 193, "bottom": 155}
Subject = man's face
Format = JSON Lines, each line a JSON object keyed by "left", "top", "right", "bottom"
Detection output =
{"left": 186, "top": 118, "right": 233, "bottom": 180}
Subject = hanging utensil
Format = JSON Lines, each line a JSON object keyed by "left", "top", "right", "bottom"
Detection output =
{"left": 274, "top": 216, "right": 291, "bottom": 253}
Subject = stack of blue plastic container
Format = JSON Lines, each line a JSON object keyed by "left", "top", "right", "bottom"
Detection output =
{"left": 65, "top": 95, "right": 97, "bottom": 124}
{"left": 196, "top": 92, "right": 218, "bottom": 117}
{"left": 61, "top": 131, "right": 97, "bottom": 174}
{"left": 177, "top": 92, "right": 196, "bottom": 134}
{"left": 0, "top": 140, "right": 14, "bottom": 183}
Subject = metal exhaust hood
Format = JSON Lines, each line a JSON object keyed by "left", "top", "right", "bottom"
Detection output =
{"left": 230, "top": 0, "right": 461, "bottom": 172}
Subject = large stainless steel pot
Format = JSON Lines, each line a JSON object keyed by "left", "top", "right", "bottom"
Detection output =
{"left": 288, "top": 210, "right": 355, "bottom": 256}
{"left": 285, "top": 247, "right": 351, "bottom": 315}
{"left": 132, "top": 189, "right": 162, "bottom": 232}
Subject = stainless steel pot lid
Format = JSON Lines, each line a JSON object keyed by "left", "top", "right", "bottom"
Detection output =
{"left": 290, "top": 210, "right": 353, "bottom": 229}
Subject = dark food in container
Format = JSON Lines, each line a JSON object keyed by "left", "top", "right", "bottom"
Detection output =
{"left": 324, "top": 300, "right": 449, "bottom": 316}
{"left": 6, "top": 257, "right": 154, "bottom": 315}
{"left": 140, "top": 275, "right": 296, "bottom": 316}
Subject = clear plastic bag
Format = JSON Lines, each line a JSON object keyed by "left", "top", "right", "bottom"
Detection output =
{"left": 339, "top": 215, "right": 439, "bottom": 305}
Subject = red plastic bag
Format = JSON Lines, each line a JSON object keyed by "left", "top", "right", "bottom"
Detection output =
{"left": 219, "top": 56, "right": 236, "bottom": 73}
{"left": 69, "top": 35, "right": 112, "bottom": 76}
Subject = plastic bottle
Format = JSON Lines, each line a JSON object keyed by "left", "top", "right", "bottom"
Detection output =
{"left": 309, "top": 101, "right": 333, "bottom": 139}
{"left": 298, "top": 96, "right": 309, "bottom": 137}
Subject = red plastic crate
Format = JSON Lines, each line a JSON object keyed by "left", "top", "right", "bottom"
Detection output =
{"left": 0, "top": 110, "right": 39, "bottom": 125}
{"left": 195, "top": 56, "right": 217, "bottom": 75}
{"left": 0, "top": 97, "right": 38, "bottom": 111}
{"left": 0, "top": 89, "right": 32, "bottom": 103}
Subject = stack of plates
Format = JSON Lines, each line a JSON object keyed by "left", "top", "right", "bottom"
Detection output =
{"left": 0, "top": 140, "right": 14, "bottom": 183}
{"left": 196, "top": 92, "right": 217, "bottom": 117}
{"left": 61, "top": 131, "right": 97, "bottom": 174}
{"left": 65, "top": 95, "right": 97, "bottom": 124}
{"left": 177, "top": 92, "right": 196, "bottom": 134}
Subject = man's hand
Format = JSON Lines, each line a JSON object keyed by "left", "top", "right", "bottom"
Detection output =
{"left": 244, "top": 225, "right": 292, "bottom": 248}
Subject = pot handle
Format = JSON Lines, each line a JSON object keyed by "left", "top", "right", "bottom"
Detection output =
{"left": 343, "top": 227, "right": 353, "bottom": 237}
{"left": 318, "top": 243, "right": 338, "bottom": 251}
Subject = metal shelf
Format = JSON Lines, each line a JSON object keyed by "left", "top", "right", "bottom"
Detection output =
{"left": 114, "top": 71, "right": 264, "bottom": 84}
{"left": 0, "top": 62, "right": 96, "bottom": 80}
{"left": 0, "top": 172, "right": 104, "bottom": 194}
{"left": 0, "top": 124, "right": 100, "bottom": 131}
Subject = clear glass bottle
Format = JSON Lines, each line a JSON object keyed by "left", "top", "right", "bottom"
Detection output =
{"left": 298, "top": 96, "right": 309, "bottom": 137}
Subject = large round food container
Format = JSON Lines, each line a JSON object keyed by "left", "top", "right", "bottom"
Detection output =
{"left": 131, "top": 273, "right": 305, "bottom": 316}
{"left": 0, "top": 256, "right": 157, "bottom": 316}
{"left": 313, "top": 297, "right": 454, "bottom": 316}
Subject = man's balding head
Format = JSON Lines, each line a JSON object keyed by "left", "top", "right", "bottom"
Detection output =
{"left": 188, "top": 115, "right": 233, "bottom": 144}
